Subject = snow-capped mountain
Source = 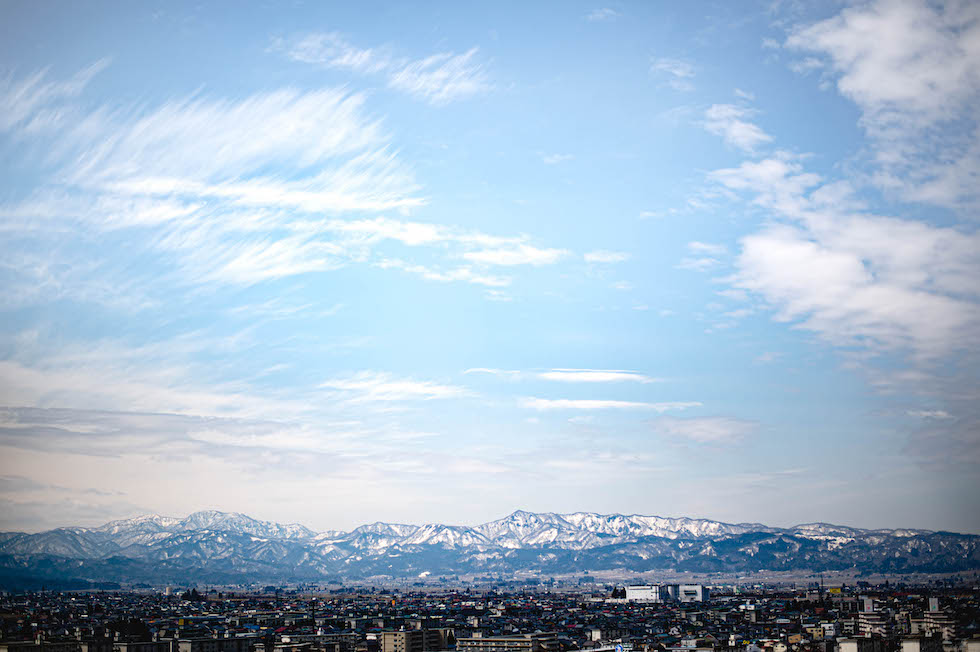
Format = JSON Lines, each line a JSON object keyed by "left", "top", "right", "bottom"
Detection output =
{"left": 96, "top": 510, "right": 315, "bottom": 543}
{"left": 1, "top": 509, "right": 976, "bottom": 589}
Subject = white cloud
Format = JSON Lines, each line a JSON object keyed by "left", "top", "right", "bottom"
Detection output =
{"left": 907, "top": 410, "right": 953, "bottom": 420}
{"left": 677, "top": 257, "right": 722, "bottom": 272}
{"left": 274, "top": 32, "right": 391, "bottom": 74}
{"left": 0, "top": 352, "right": 309, "bottom": 421}
{"left": 650, "top": 58, "right": 695, "bottom": 91}
{"left": 584, "top": 250, "right": 630, "bottom": 263}
{"left": 522, "top": 398, "right": 700, "bottom": 411}
{"left": 463, "top": 368, "right": 522, "bottom": 379}
{"left": 652, "top": 416, "right": 756, "bottom": 443}
{"left": 375, "top": 258, "right": 511, "bottom": 287}
{"left": 703, "top": 103, "right": 773, "bottom": 151}
{"left": 785, "top": 0, "right": 980, "bottom": 209}
{"left": 0, "top": 66, "right": 568, "bottom": 296}
{"left": 277, "top": 33, "right": 490, "bottom": 106}
{"left": 734, "top": 225, "right": 980, "bottom": 356}
{"left": 688, "top": 241, "right": 727, "bottom": 255}
{"left": 755, "top": 351, "right": 781, "bottom": 364}
{"left": 324, "top": 216, "right": 449, "bottom": 246}
{"left": 0, "top": 59, "right": 108, "bottom": 133}
{"left": 387, "top": 48, "right": 490, "bottom": 106}
{"left": 71, "top": 90, "right": 392, "bottom": 186}
{"left": 711, "top": 154, "right": 822, "bottom": 210}
{"left": 714, "top": 156, "right": 980, "bottom": 359}
{"left": 587, "top": 8, "right": 620, "bottom": 21}
{"left": 463, "top": 243, "right": 568, "bottom": 266}
{"left": 464, "top": 368, "right": 658, "bottom": 384}
{"left": 541, "top": 153, "right": 574, "bottom": 165}
{"left": 786, "top": 0, "right": 980, "bottom": 128}
{"left": 319, "top": 371, "right": 468, "bottom": 402}
{"left": 536, "top": 369, "right": 660, "bottom": 383}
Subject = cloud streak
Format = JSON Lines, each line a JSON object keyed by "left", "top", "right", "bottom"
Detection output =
{"left": 276, "top": 33, "right": 490, "bottom": 106}
{"left": 0, "top": 66, "right": 567, "bottom": 297}
{"left": 522, "top": 398, "right": 701, "bottom": 411}
{"left": 651, "top": 58, "right": 695, "bottom": 91}
{"left": 319, "top": 371, "right": 469, "bottom": 402}
{"left": 651, "top": 416, "right": 757, "bottom": 443}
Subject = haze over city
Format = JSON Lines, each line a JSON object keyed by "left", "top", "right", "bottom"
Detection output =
{"left": 1, "top": 0, "right": 978, "bottom": 536}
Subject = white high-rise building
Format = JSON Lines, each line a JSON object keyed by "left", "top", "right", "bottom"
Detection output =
{"left": 625, "top": 585, "right": 665, "bottom": 602}
{"left": 624, "top": 584, "right": 709, "bottom": 603}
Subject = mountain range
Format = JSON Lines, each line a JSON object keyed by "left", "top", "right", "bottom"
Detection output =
{"left": 1, "top": 510, "right": 978, "bottom": 589}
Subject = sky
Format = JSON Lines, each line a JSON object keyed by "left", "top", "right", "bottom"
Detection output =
{"left": 0, "top": 0, "right": 978, "bottom": 535}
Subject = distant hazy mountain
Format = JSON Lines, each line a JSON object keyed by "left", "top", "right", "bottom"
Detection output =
{"left": 0, "top": 509, "right": 975, "bottom": 589}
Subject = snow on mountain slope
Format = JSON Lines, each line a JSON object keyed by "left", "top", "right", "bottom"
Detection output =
{"left": 79, "top": 510, "right": 315, "bottom": 546}
{"left": 0, "top": 508, "right": 964, "bottom": 579}
{"left": 559, "top": 511, "right": 772, "bottom": 540}
{"left": 348, "top": 522, "right": 420, "bottom": 538}
{"left": 177, "top": 510, "right": 316, "bottom": 539}
{"left": 0, "top": 528, "right": 118, "bottom": 558}
{"left": 399, "top": 523, "right": 491, "bottom": 547}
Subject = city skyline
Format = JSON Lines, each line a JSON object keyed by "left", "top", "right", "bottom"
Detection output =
{"left": 1, "top": 1, "right": 978, "bottom": 535}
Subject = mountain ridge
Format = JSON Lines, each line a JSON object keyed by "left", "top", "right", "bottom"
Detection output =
{"left": 0, "top": 509, "right": 973, "bottom": 588}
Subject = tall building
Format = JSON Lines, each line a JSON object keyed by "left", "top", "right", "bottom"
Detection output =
{"left": 625, "top": 586, "right": 665, "bottom": 603}
{"left": 669, "top": 584, "right": 710, "bottom": 603}
{"left": 857, "top": 612, "right": 889, "bottom": 638}
{"left": 625, "top": 584, "right": 709, "bottom": 603}
{"left": 626, "top": 584, "right": 710, "bottom": 602}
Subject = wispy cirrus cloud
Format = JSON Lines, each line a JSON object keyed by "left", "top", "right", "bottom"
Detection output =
{"left": 462, "top": 243, "right": 568, "bottom": 266}
{"left": 584, "top": 250, "right": 630, "bottom": 264}
{"left": 678, "top": 241, "right": 728, "bottom": 272}
{"left": 651, "top": 416, "right": 757, "bottom": 443}
{"left": 465, "top": 368, "right": 659, "bottom": 384}
{"left": 275, "top": 32, "right": 391, "bottom": 74}
{"left": 651, "top": 58, "right": 695, "bottom": 92}
{"left": 374, "top": 258, "right": 511, "bottom": 288}
{"left": 387, "top": 48, "right": 489, "bottom": 106}
{"left": 0, "top": 59, "right": 108, "bottom": 133}
{"left": 522, "top": 398, "right": 700, "bottom": 411}
{"left": 688, "top": 241, "right": 728, "bottom": 256}
{"left": 463, "top": 368, "right": 522, "bottom": 379}
{"left": 907, "top": 409, "right": 952, "bottom": 420}
{"left": 536, "top": 369, "right": 659, "bottom": 383}
{"left": 0, "top": 65, "right": 566, "bottom": 298}
{"left": 274, "top": 32, "right": 490, "bottom": 106}
{"left": 541, "top": 152, "right": 573, "bottom": 165}
{"left": 319, "top": 371, "right": 468, "bottom": 402}
{"left": 587, "top": 8, "right": 620, "bottom": 22}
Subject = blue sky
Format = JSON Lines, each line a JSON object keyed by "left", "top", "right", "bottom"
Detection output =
{"left": 1, "top": 0, "right": 978, "bottom": 534}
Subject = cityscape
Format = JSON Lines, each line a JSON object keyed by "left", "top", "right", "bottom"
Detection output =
{"left": 0, "top": 564, "right": 978, "bottom": 652}
{"left": 2, "top": 510, "right": 979, "bottom": 652}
